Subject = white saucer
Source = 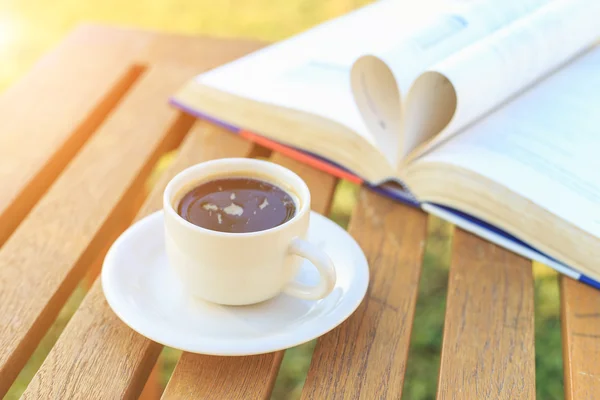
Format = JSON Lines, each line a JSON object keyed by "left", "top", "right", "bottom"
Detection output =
{"left": 101, "top": 210, "right": 369, "bottom": 356}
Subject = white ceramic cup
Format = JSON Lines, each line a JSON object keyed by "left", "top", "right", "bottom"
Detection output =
{"left": 163, "top": 158, "right": 337, "bottom": 305}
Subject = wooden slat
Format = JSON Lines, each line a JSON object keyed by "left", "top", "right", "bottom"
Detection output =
{"left": 561, "top": 276, "right": 600, "bottom": 400}
{"left": 162, "top": 353, "right": 284, "bottom": 400}
{"left": 437, "top": 229, "right": 535, "bottom": 399}
{"left": 70, "top": 24, "right": 263, "bottom": 67}
{"left": 162, "top": 152, "right": 338, "bottom": 399}
{"left": 301, "top": 190, "right": 427, "bottom": 399}
{"left": 0, "top": 26, "right": 148, "bottom": 246}
{"left": 131, "top": 26, "right": 265, "bottom": 67}
{"left": 0, "top": 64, "right": 198, "bottom": 395}
{"left": 21, "top": 125, "right": 255, "bottom": 399}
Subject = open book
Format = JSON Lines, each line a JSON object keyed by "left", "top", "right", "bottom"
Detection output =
{"left": 171, "top": 0, "right": 600, "bottom": 287}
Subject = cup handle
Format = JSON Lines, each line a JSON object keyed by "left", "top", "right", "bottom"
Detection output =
{"left": 283, "top": 237, "right": 336, "bottom": 300}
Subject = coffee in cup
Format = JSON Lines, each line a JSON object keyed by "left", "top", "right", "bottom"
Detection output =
{"left": 163, "top": 158, "right": 336, "bottom": 306}
{"left": 177, "top": 176, "right": 297, "bottom": 233}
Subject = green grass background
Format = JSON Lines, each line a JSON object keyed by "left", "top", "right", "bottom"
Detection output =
{"left": 1, "top": 1, "right": 563, "bottom": 398}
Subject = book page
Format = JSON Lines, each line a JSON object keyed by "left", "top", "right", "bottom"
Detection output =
{"left": 418, "top": 46, "right": 600, "bottom": 238}
{"left": 406, "top": 0, "right": 600, "bottom": 161}
{"left": 195, "top": 0, "right": 442, "bottom": 165}
{"left": 350, "top": 0, "right": 551, "bottom": 164}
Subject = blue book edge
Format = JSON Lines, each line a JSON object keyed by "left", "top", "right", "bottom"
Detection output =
{"left": 424, "top": 203, "right": 600, "bottom": 289}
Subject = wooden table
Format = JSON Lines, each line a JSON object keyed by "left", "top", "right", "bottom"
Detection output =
{"left": 1, "top": 25, "right": 599, "bottom": 400}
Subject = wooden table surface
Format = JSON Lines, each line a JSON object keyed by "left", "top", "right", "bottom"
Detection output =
{"left": 0, "top": 25, "right": 599, "bottom": 400}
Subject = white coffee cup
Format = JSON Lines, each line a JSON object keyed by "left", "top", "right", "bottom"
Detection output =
{"left": 163, "top": 158, "right": 337, "bottom": 305}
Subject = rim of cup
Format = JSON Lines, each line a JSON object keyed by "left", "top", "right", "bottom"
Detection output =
{"left": 163, "top": 158, "right": 311, "bottom": 237}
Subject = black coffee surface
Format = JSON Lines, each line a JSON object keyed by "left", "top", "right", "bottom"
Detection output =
{"left": 177, "top": 177, "right": 297, "bottom": 233}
